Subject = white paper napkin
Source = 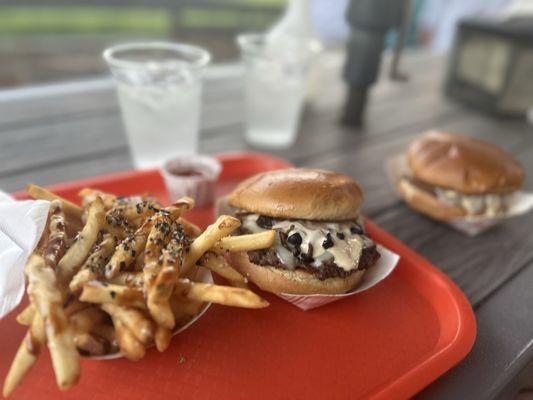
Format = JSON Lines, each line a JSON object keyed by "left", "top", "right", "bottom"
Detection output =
{"left": 0, "top": 192, "right": 50, "bottom": 319}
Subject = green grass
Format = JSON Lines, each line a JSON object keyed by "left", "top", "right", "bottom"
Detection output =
{"left": 0, "top": 8, "right": 172, "bottom": 35}
{"left": 181, "top": 8, "right": 278, "bottom": 29}
{"left": 232, "top": 0, "right": 284, "bottom": 6}
{"left": 0, "top": 2, "right": 284, "bottom": 35}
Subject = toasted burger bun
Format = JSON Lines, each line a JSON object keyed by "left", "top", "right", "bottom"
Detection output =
{"left": 230, "top": 252, "right": 365, "bottom": 295}
{"left": 397, "top": 178, "right": 466, "bottom": 221}
{"left": 229, "top": 168, "right": 363, "bottom": 220}
{"left": 407, "top": 131, "right": 524, "bottom": 194}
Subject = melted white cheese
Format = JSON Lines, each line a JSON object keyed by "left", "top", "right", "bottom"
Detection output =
{"left": 434, "top": 188, "right": 512, "bottom": 216}
{"left": 241, "top": 214, "right": 374, "bottom": 271}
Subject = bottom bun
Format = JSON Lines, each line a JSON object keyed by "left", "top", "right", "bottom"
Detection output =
{"left": 397, "top": 178, "right": 467, "bottom": 221}
{"left": 230, "top": 252, "right": 366, "bottom": 295}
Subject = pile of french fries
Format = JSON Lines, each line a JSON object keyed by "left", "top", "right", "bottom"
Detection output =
{"left": 3, "top": 184, "right": 276, "bottom": 397}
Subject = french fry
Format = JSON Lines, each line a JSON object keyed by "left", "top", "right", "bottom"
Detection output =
{"left": 57, "top": 197, "right": 105, "bottom": 284}
{"left": 101, "top": 303, "right": 154, "bottom": 345}
{"left": 182, "top": 215, "right": 241, "bottom": 275}
{"left": 78, "top": 188, "right": 117, "bottom": 210}
{"left": 69, "top": 269, "right": 96, "bottom": 294}
{"left": 27, "top": 184, "right": 83, "bottom": 221}
{"left": 133, "top": 252, "right": 145, "bottom": 271}
{"left": 79, "top": 281, "right": 146, "bottom": 309}
{"left": 103, "top": 219, "right": 131, "bottom": 240}
{"left": 147, "top": 224, "right": 187, "bottom": 329}
{"left": 212, "top": 230, "right": 276, "bottom": 254}
{"left": 79, "top": 188, "right": 161, "bottom": 212}
{"left": 199, "top": 253, "right": 247, "bottom": 284}
{"left": 105, "top": 200, "right": 159, "bottom": 230}
{"left": 112, "top": 318, "right": 146, "bottom": 361}
{"left": 16, "top": 305, "right": 36, "bottom": 326}
{"left": 90, "top": 323, "right": 117, "bottom": 349}
{"left": 26, "top": 255, "right": 80, "bottom": 390}
{"left": 105, "top": 218, "right": 153, "bottom": 279}
{"left": 165, "top": 196, "right": 195, "bottom": 219}
{"left": 143, "top": 214, "right": 174, "bottom": 293}
{"left": 108, "top": 272, "right": 143, "bottom": 288}
{"left": 142, "top": 215, "right": 175, "bottom": 331}
{"left": 35, "top": 214, "right": 50, "bottom": 255}
{"left": 175, "top": 279, "right": 269, "bottom": 309}
{"left": 2, "top": 314, "right": 45, "bottom": 397}
{"left": 69, "top": 307, "right": 107, "bottom": 335}
{"left": 169, "top": 295, "right": 205, "bottom": 327}
{"left": 63, "top": 300, "right": 90, "bottom": 317}
{"left": 74, "top": 333, "right": 106, "bottom": 356}
{"left": 178, "top": 217, "right": 202, "bottom": 238}
{"left": 69, "top": 234, "right": 117, "bottom": 293}
{"left": 154, "top": 325, "right": 172, "bottom": 352}
{"left": 227, "top": 280, "right": 250, "bottom": 289}
{"left": 43, "top": 200, "right": 68, "bottom": 268}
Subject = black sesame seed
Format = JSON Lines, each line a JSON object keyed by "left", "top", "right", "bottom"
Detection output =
{"left": 336, "top": 232, "right": 345, "bottom": 240}
{"left": 322, "top": 232, "right": 334, "bottom": 249}
{"left": 256, "top": 215, "right": 273, "bottom": 229}
{"left": 119, "top": 261, "right": 126, "bottom": 271}
{"left": 350, "top": 225, "right": 362, "bottom": 235}
{"left": 287, "top": 233, "right": 302, "bottom": 247}
{"left": 110, "top": 291, "right": 116, "bottom": 299}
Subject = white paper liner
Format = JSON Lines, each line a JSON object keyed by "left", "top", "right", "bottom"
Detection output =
{"left": 386, "top": 154, "right": 533, "bottom": 236}
{"left": 86, "top": 267, "right": 213, "bottom": 360}
{"left": 278, "top": 245, "right": 399, "bottom": 310}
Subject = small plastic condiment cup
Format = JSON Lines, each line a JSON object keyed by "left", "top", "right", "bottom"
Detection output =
{"left": 161, "top": 155, "right": 222, "bottom": 207}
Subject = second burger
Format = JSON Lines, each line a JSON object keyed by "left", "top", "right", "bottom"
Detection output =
{"left": 227, "top": 168, "right": 380, "bottom": 295}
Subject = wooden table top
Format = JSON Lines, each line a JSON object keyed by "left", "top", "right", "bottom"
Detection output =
{"left": 1, "top": 50, "right": 532, "bottom": 399}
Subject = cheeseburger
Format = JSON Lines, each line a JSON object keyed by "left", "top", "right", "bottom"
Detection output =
{"left": 398, "top": 131, "right": 524, "bottom": 220}
{"left": 227, "top": 168, "right": 380, "bottom": 295}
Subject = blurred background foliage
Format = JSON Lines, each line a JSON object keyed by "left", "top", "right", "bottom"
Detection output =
{"left": 0, "top": 1, "right": 284, "bottom": 87}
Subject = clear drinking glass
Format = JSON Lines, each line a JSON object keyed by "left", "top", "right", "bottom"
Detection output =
{"left": 237, "top": 34, "right": 319, "bottom": 148}
{"left": 103, "top": 42, "right": 210, "bottom": 169}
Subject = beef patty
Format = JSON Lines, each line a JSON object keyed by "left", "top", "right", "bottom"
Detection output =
{"left": 247, "top": 245, "right": 380, "bottom": 280}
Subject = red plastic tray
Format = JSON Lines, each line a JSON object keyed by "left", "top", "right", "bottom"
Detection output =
{"left": 1, "top": 151, "right": 476, "bottom": 400}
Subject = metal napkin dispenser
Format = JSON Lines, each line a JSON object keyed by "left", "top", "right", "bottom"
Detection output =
{"left": 446, "top": 16, "right": 533, "bottom": 116}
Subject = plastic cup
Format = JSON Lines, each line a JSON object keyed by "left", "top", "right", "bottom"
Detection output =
{"left": 237, "top": 33, "right": 319, "bottom": 149}
{"left": 103, "top": 42, "right": 211, "bottom": 169}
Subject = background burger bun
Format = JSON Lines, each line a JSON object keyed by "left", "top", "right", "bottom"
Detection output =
{"left": 397, "top": 178, "right": 467, "bottom": 221}
{"left": 229, "top": 168, "right": 363, "bottom": 220}
{"left": 407, "top": 131, "right": 524, "bottom": 194}
{"left": 230, "top": 252, "right": 365, "bottom": 295}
